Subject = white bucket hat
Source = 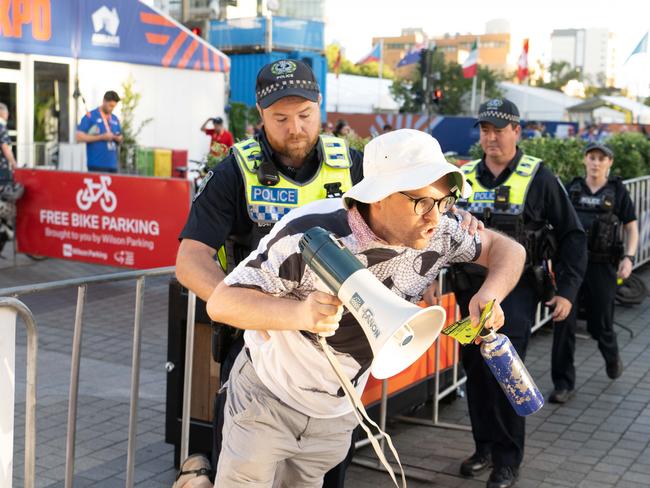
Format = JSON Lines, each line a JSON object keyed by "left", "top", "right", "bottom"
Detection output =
{"left": 342, "top": 129, "right": 472, "bottom": 208}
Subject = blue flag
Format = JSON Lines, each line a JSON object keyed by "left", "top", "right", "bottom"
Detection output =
{"left": 625, "top": 32, "right": 648, "bottom": 64}
{"left": 397, "top": 44, "right": 425, "bottom": 67}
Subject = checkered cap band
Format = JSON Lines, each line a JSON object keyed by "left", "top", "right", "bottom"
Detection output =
{"left": 478, "top": 110, "right": 520, "bottom": 124}
{"left": 256, "top": 79, "right": 320, "bottom": 100}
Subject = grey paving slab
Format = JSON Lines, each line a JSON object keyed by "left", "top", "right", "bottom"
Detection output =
{"left": 4, "top": 248, "right": 650, "bottom": 487}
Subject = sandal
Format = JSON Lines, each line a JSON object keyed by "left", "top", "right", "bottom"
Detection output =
{"left": 172, "top": 453, "right": 212, "bottom": 488}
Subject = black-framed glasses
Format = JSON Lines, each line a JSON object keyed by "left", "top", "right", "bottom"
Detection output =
{"left": 399, "top": 192, "right": 457, "bottom": 215}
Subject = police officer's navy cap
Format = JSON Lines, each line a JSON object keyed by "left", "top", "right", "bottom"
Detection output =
{"left": 256, "top": 59, "right": 320, "bottom": 109}
{"left": 475, "top": 98, "right": 521, "bottom": 129}
{"left": 584, "top": 142, "right": 614, "bottom": 158}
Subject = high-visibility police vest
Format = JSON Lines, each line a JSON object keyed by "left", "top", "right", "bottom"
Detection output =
{"left": 457, "top": 155, "right": 553, "bottom": 265}
{"left": 233, "top": 135, "right": 354, "bottom": 224}
{"left": 458, "top": 155, "right": 542, "bottom": 216}
{"left": 219, "top": 134, "right": 353, "bottom": 272}
{"left": 567, "top": 177, "right": 623, "bottom": 263}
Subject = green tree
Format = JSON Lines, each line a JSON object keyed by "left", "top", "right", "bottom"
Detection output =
{"left": 606, "top": 132, "right": 650, "bottom": 180}
{"left": 389, "top": 76, "right": 424, "bottom": 113}
{"left": 228, "top": 102, "right": 259, "bottom": 141}
{"left": 584, "top": 85, "right": 622, "bottom": 98}
{"left": 533, "top": 61, "right": 581, "bottom": 91}
{"left": 119, "top": 76, "right": 153, "bottom": 170}
{"left": 390, "top": 49, "right": 503, "bottom": 115}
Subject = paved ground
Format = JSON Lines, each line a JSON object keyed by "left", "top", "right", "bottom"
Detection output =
{"left": 3, "top": 245, "right": 650, "bottom": 488}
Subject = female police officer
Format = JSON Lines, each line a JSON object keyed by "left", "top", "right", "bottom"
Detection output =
{"left": 550, "top": 142, "right": 639, "bottom": 404}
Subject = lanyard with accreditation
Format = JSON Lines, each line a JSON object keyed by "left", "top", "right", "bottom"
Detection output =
{"left": 99, "top": 109, "right": 117, "bottom": 151}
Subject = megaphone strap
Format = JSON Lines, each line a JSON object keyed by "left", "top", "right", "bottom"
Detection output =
{"left": 318, "top": 337, "right": 407, "bottom": 488}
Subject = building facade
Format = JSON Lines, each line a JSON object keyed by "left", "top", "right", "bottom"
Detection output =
{"left": 432, "top": 33, "right": 511, "bottom": 73}
{"left": 551, "top": 28, "right": 616, "bottom": 87}
{"left": 371, "top": 28, "right": 511, "bottom": 78}
{"left": 371, "top": 29, "right": 427, "bottom": 78}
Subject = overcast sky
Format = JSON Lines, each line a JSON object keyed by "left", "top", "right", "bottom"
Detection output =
{"left": 324, "top": 0, "right": 649, "bottom": 95}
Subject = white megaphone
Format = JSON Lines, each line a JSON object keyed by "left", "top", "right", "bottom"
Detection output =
{"left": 299, "top": 227, "right": 446, "bottom": 379}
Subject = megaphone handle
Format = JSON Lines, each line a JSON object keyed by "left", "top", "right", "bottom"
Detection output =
{"left": 318, "top": 337, "right": 407, "bottom": 488}
{"left": 314, "top": 276, "right": 339, "bottom": 338}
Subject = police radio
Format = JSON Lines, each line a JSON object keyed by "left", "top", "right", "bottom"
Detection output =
{"left": 256, "top": 159, "right": 280, "bottom": 186}
{"left": 324, "top": 182, "right": 343, "bottom": 198}
{"left": 569, "top": 186, "right": 581, "bottom": 205}
{"left": 494, "top": 186, "right": 510, "bottom": 211}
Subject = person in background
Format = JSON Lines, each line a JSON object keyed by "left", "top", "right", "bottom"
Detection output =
{"left": 201, "top": 116, "right": 234, "bottom": 157}
{"left": 452, "top": 98, "right": 587, "bottom": 488}
{"left": 382, "top": 123, "right": 393, "bottom": 134}
{"left": 0, "top": 103, "right": 17, "bottom": 181}
{"left": 579, "top": 124, "right": 599, "bottom": 143}
{"left": 550, "top": 143, "right": 639, "bottom": 403}
{"left": 0, "top": 102, "right": 20, "bottom": 257}
{"left": 522, "top": 121, "right": 542, "bottom": 139}
{"left": 597, "top": 124, "right": 611, "bottom": 143}
{"left": 334, "top": 119, "right": 352, "bottom": 138}
{"left": 244, "top": 124, "right": 255, "bottom": 139}
{"left": 76, "top": 91, "right": 123, "bottom": 173}
{"left": 322, "top": 121, "right": 335, "bottom": 135}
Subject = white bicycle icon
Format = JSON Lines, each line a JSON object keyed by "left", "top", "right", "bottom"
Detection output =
{"left": 75, "top": 175, "right": 118, "bottom": 213}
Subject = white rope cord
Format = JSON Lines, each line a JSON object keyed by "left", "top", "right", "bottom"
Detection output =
{"left": 318, "top": 336, "right": 407, "bottom": 488}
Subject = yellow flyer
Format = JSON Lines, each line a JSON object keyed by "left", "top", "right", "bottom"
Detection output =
{"left": 441, "top": 300, "right": 495, "bottom": 345}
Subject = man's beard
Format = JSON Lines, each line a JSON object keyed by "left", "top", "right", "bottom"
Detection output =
{"left": 271, "top": 132, "right": 319, "bottom": 165}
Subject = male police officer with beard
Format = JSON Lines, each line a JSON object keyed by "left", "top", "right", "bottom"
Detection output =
{"left": 452, "top": 98, "right": 587, "bottom": 488}
{"left": 549, "top": 143, "right": 638, "bottom": 404}
{"left": 174, "top": 60, "right": 363, "bottom": 488}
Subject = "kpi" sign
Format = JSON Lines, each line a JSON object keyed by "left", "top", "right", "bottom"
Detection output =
{"left": 0, "top": 0, "right": 52, "bottom": 41}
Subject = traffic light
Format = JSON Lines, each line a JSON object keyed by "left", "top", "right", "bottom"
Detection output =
{"left": 419, "top": 49, "right": 428, "bottom": 77}
{"left": 184, "top": 20, "right": 206, "bottom": 39}
{"left": 433, "top": 88, "right": 443, "bottom": 106}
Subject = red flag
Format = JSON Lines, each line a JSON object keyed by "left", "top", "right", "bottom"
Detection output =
{"left": 517, "top": 39, "right": 529, "bottom": 82}
{"left": 333, "top": 48, "right": 342, "bottom": 78}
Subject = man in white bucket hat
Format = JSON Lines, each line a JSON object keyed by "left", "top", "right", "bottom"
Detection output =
{"left": 200, "top": 128, "right": 526, "bottom": 488}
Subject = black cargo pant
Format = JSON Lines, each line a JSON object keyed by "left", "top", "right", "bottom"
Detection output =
{"left": 456, "top": 283, "right": 537, "bottom": 469}
{"left": 211, "top": 336, "right": 355, "bottom": 488}
{"left": 551, "top": 261, "right": 618, "bottom": 390}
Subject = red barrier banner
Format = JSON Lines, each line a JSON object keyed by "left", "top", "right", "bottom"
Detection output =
{"left": 14, "top": 169, "right": 191, "bottom": 269}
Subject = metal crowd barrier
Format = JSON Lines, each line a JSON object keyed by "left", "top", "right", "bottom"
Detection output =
{"left": 0, "top": 297, "right": 38, "bottom": 488}
{"left": 10, "top": 141, "right": 139, "bottom": 173}
{"left": 180, "top": 290, "right": 197, "bottom": 463}
{"left": 0, "top": 266, "right": 175, "bottom": 488}
{"left": 624, "top": 175, "right": 650, "bottom": 268}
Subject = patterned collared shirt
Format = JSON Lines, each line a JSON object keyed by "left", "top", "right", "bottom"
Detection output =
{"left": 225, "top": 198, "right": 480, "bottom": 418}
